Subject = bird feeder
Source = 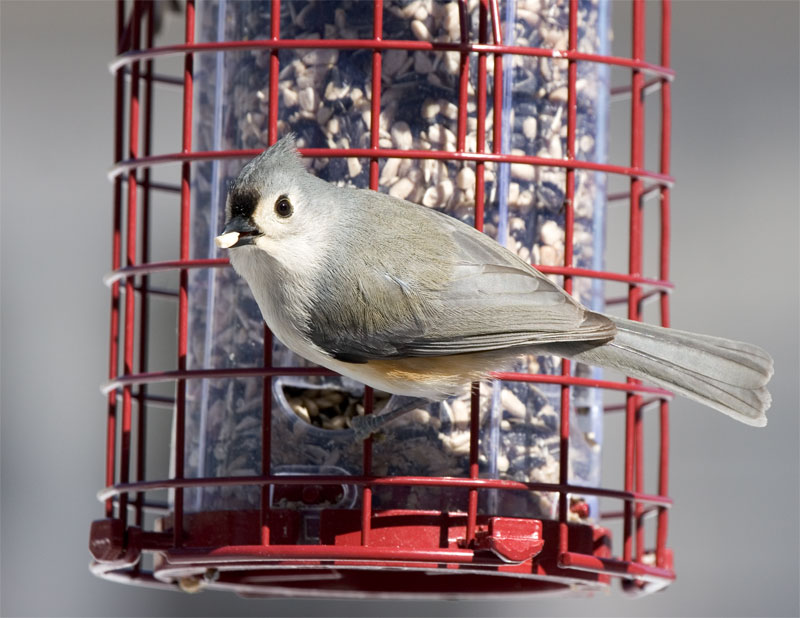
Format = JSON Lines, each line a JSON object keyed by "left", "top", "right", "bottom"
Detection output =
{"left": 92, "top": 0, "right": 676, "bottom": 597}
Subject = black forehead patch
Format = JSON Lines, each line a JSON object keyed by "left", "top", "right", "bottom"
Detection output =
{"left": 229, "top": 186, "right": 261, "bottom": 219}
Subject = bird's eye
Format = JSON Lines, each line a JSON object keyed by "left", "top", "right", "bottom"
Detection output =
{"left": 274, "top": 196, "right": 293, "bottom": 218}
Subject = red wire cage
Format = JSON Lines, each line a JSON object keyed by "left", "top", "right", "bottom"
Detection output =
{"left": 91, "top": 0, "right": 676, "bottom": 597}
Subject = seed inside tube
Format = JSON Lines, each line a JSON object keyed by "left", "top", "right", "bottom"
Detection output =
{"left": 215, "top": 231, "right": 240, "bottom": 249}
{"left": 190, "top": 0, "right": 603, "bottom": 519}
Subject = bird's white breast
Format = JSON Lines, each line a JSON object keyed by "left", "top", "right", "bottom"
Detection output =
{"left": 230, "top": 247, "right": 313, "bottom": 353}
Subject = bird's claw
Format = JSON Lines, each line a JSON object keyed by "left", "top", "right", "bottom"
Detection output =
{"left": 349, "top": 414, "right": 383, "bottom": 440}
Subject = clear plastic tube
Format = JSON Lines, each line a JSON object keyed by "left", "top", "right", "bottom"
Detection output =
{"left": 184, "top": 0, "right": 610, "bottom": 524}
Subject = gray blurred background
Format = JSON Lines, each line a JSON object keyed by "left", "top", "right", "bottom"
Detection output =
{"left": 1, "top": 1, "right": 798, "bottom": 616}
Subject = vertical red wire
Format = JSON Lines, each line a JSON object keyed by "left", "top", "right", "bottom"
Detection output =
{"left": 106, "top": 0, "right": 126, "bottom": 519}
{"left": 267, "top": 1, "right": 280, "bottom": 145}
{"left": 261, "top": 322, "right": 273, "bottom": 547}
{"left": 260, "top": 0, "right": 281, "bottom": 548}
{"left": 558, "top": 0, "right": 579, "bottom": 562}
{"left": 464, "top": 0, "right": 490, "bottom": 546}
{"left": 453, "top": 0, "right": 473, "bottom": 542}
{"left": 120, "top": 0, "right": 142, "bottom": 532}
{"left": 360, "top": 387, "right": 374, "bottom": 546}
{"left": 360, "top": 0, "right": 383, "bottom": 547}
{"left": 135, "top": 0, "right": 155, "bottom": 533}
{"left": 489, "top": 0, "right": 504, "bottom": 528}
{"left": 632, "top": 0, "right": 648, "bottom": 567}
{"left": 624, "top": 0, "right": 646, "bottom": 566}
{"left": 656, "top": 0, "right": 672, "bottom": 570}
{"left": 475, "top": 1, "right": 488, "bottom": 230}
{"left": 466, "top": 380, "right": 481, "bottom": 543}
{"left": 490, "top": 0, "right": 502, "bottom": 154}
{"left": 455, "top": 0, "right": 469, "bottom": 152}
{"left": 368, "top": 0, "right": 384, "bottom": 189}
{"left": 174, "top": 0, "right": 195, "bottom": 549}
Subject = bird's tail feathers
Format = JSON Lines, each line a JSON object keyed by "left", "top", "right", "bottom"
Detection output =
{"left": 545, "top": 315, "right": 773, "bottom": 427}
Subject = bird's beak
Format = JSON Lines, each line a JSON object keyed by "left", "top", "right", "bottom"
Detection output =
{"left": 215, "top": 216, "right": 262, "bottom": 249}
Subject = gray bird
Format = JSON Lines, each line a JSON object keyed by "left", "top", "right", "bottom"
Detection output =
{"left": 215, "top": 135, "right": 773, "bottom": 434}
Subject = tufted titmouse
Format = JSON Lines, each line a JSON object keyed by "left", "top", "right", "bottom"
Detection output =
{"left": 215, "top": 135, "right": 773, "bottom": 432}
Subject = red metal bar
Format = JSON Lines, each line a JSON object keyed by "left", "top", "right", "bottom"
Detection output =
{"left": 558, "top": 0, "right": 580, "bottom": 562}
{"left": 115, "top": 497, "right": 664, "bottom": 521}
{"left": 360, "top": 387, "right": 374, "bottom": 546}
{"left": 106, "top": 0, "right": 126, "bottom": 518}
{"left": 465, "top": 0, "right": 490, "bottom": 546}
{"left": 360, "top": 0, "right": 384, "bottom": 548}
{"left": 260, "top": 319, "right": 273, "bottom": 547}
{"left": 259, "top": 0, "right": 282, "bottom": 550}
{"left": 610, "top": 76, "right": 663, "bottom": 98}
{"left": 122, "top": 66, "right": 185, "bottom": 87}
{"left": 99, "top": 474, "right": 673, "bottom": 508}
{"left": 603, "top": 397, "right": 663, "bottom": 414}
{"left": 109, "top": 147, "right": 676, "bottom": 186}
{"left": 559, "top": 552, "right": 675, "bottom": 585}
{"left": 456, "top": 0, "right": 469, "bottom": 153}
{"left": 624, "top": 0, "right": 647, "bottom": 567}
{"left": 267, "top": 1, "right": 279, "bottom": 145}
{"left": 488, "top": 0, "right": 504, "bottom": 534}
{"left": 173, "top": 0, "right": 195, "bottom": 549}
{"left": 606, "top": 288, "right": 665, "bottom": 308}
{"left": 456, "top": 0, "right": 472, "bottom": 543}
{"left": 120, "top": 0, "right": 143, "bottom": 531}
{"left": 656, "top": 0, "right": 673, "bottom": 571}
{"left": 475, "top": 0, "right": 488, "bottom": 216}
{"left": 104, "top": 258, "right": 227, "bottom": 285}
{"left": 103, "top": 367, "right": 673, "bottom": 399}
{"left": 110, "top": 39, "right": 677, "bottom": 80}
{"left": 601, "top": 503, "right": 662, "bottom": 520}
{"left": 488, "top": 0, "right": 502, "bottom": 45}
{"left": 466, "top": 382, "right": 481, "bottom": 544}
{"left": 104, "top": 366, "right": 339, "bottom": 393}
{"left": 363, "top": 0, "right": 385, "bottom": 545}
{"left": 608, "top": 182, "right": 663, "bottom": 203}
{"left": 120, "top": 178, "right": 181, "bottom": 193}
{"left": 120, "top": 392, "right": 176, "bottom": 407}
{"left": 634, "top": 401, "right": 645, "bottom": 564}
{"left": 490, "top": 0, "right": 503, "bottom": 154}
{"left": 134, "top": 0, "right": 155, "bottom": 533}
{"left": 368, "top": 0, "right": 383, "bottom": 187}
{"left": 105, "top": 259, "right": 674, "bottom": 292}
{"left": 116, "top": 2, "right": 133, "bottom": 54}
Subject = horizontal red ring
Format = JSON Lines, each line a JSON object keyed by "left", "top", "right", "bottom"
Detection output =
{"left": 494, "top": 373, "right": 672, "bottom": 398}
{"left": 108, "top": 148, "right": 675, "bottom": 186}
{"left": 103, "top": 258, "right": 227, "bottom": 286}
{"left": 103, "top": 258, "right": 674, "bottom": 291}
{"left": 559, "top": 552, "right": 675, "bottom": 585}
{"left": 102, "top": 366, "right": 337, "bottom": 394}
{"left": 113, "top": 393, "right": 666, "bottom": 415}
{"left": 102, "top": 365, "right": 671, "bottom": 400}
{"left": 97, "top": 473, "right": 672, "bottom": 507}
{"left": 608, "top": 182, "right": 664, "bottom": 203}
{"left": 122, "top": 173, "right": 669, "bottom": 204}
{"left": 109, "top": 39, "right": 676, "bottom": 81}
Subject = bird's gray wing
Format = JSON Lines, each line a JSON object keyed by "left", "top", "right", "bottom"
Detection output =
{"left": 307, "top": 198, "right": 615, "bottom": 362}
{"left": 403, "top": 209, "right": 616, "bottom": 353}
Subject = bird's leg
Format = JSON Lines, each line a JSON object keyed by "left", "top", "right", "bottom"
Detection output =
{"left": 349, "top": 395, "right": 431, "bottom": 440}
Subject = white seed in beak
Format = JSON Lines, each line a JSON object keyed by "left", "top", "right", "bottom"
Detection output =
{"left": 215, "top": 231, "right": 240, "bottom": 249}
